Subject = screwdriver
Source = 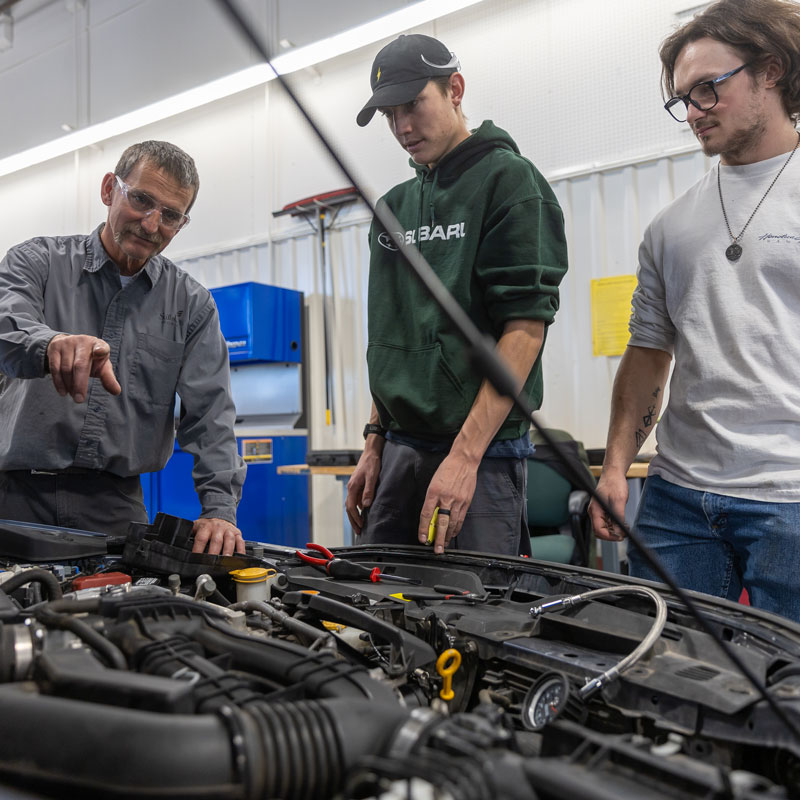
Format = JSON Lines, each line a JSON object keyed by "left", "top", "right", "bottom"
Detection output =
{"left": 296, "top": 543, "right": 420, "bottom": 584}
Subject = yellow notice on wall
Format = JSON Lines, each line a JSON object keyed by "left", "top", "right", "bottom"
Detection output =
{"left": 590, "top": 275, "right": 638, "bottom": 357}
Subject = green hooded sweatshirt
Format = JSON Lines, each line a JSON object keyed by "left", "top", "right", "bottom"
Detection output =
{"left": 367, "top": 120, "right": 568, "bottom": 442}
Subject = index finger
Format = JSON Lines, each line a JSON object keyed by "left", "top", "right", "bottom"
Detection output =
{"left": 70, "top": 339, "right": 96, "bottom": 403}
{"left": 96, "top": 359, "right": 121, "bottom": 396}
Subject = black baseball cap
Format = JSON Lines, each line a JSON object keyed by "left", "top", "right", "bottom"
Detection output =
{"left": 356, "top": 34, "right": 460, "bottom": 127}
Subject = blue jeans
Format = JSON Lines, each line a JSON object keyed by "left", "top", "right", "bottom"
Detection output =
{"left": 629, "top": 474, "right": 800, "bottom": 623}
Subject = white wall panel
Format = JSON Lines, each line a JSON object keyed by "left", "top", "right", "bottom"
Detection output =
{"left": 2, "top": 154, "right": 91, "bottom": 243}
{"left": 542, "top": 151, "right": 711, "bottom": 448}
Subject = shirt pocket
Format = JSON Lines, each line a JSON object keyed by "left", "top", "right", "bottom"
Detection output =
{"left": 128, "top": 333, "right": 184, "bottom": 407}
{"left": 367, "top": 341, "right": 469, "bottom": 435}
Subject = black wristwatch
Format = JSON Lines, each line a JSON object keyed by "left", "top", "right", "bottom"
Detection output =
{"left": 363, "top": 423, "right": 387, "bottom": 440}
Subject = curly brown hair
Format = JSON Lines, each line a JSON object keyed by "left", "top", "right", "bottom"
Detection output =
{"left": 659, "top": 0, "right": 800, "bottom": 120}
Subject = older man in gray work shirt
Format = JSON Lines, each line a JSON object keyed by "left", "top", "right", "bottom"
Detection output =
{"left": 0, "top": 140, "right": 246, "bottom": 556}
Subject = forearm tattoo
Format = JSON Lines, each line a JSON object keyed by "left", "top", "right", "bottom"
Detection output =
{"left": 634, "top": 386, "right": 661, "bottom": 449}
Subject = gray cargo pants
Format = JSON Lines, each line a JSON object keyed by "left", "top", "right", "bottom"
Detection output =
{"left": 358, "top": 439, "right": 531, "bottom": 557}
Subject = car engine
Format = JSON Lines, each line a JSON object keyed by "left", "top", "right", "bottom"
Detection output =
{"left": 2, "top": 512, "right": 800, "bottom": 799}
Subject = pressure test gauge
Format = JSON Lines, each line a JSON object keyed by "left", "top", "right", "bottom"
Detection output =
{"left": 522, "top": 671, "right": 571, "bottom": 731}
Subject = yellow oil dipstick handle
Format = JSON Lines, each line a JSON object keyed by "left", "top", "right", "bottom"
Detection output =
{"left": 437, "top": 648, "right": 462, "bottom": 701}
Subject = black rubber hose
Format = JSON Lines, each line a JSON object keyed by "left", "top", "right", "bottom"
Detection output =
{"left": 244, "top": 697, "right": 410, "bottom": 800}
{"left": 769, "top": 663, "right": 800, "bottom": 685}
{"left": 0, "top": 684, "right": 241, "bottom": 797}
{"left": 35, "top": 605, "right": 127, "bottom": 670}
{"left": 1, "top": 568, "right": 62, "bottom": 601}
{"left": 0, "top": 685, "right": 410, "bottom": 800}
{"left": 39, "top": 597, "right": 99, "bottom": 613}
{"left": 195, "top": 618, "right": 398, "bottom": 704}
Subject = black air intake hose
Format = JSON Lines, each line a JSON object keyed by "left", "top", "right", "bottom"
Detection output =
{"left": 0, "top": 684, "right": 238, "bottom": 797}
{"left": 35, "top": 603, "right": 127, "bottom": 670}
{"left": 100, "top": 592, "right": 398, "bottom": 703}
{"left": 0, "top": 685, "right": 409, "bottom": 800}
{"left": 245, "top": 698, "right": 408, "bottom": 799}
{"left": 1, "top": 568, "right": 62, "bottom": 601}
{"left": 193, "top": 622, "right": 399, "bottom": 704}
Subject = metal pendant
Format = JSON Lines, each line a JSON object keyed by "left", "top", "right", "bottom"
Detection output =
{"left": 725, "top": 242, "right": 743, "bottom": 262}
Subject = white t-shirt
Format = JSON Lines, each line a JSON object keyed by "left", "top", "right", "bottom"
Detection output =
{"left": 630, "top": 149, "right": 800, "bottom": 501}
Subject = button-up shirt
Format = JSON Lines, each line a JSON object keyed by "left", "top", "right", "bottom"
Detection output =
{"left": 0, "top": 226, "right": 245, "bottom": 523}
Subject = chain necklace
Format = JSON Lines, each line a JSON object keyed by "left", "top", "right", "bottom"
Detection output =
{"left": 717, "top": 130, "right": 800, "bottom": 262}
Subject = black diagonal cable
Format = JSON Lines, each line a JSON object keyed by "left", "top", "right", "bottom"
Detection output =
{"left": 215, "top": 0, "right": 800, "bottom": 742}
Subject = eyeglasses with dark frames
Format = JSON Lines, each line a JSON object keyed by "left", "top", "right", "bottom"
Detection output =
{"left": 664, "top": 63, "right": 749, "bottom": 123}
{"left": 114, "top": 175, "right": 191, "bottom": 231}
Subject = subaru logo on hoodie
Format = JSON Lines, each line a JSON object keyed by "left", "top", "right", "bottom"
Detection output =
{"left": 378, "top": 231, "right": 404, "bottom": 251}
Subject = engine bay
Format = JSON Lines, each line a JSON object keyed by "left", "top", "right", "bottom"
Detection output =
{"left": 2, "top": 513, "right": 800, "bottom": 799}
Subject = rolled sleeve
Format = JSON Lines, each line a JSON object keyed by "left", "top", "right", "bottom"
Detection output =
{"left": 477, "top": 197, "right": 568, "bottom": 329}
{"left": 629, "top": 226, "right": 675, "bottom": 354}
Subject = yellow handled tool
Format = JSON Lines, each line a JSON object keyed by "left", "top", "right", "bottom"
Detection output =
{"left": 427, "top": 507, "right": 439, "bottom": 544}
{"left": 427, "top": 506, "right": 452, "bottom": 545}
{"left": 437, "top": 648, "right": 462, "bottom": 701}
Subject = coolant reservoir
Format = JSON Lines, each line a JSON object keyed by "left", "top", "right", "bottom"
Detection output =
{"left": 229, "top": 567, "right": 277, "bottom": 603}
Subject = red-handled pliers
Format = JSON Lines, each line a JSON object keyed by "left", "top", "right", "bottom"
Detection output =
{"left": 295, "top": 542, "right": 341, "bottom": 572}
{"left": 295, "top": 543, "right": 419, "bottom": 584}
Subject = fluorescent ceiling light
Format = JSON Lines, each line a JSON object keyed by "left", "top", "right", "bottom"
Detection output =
{"left": 0, "top": 0, "right": 484, "bottom": 179}
{"left": 271, "top": 0, "right": 482, "bottom": 74}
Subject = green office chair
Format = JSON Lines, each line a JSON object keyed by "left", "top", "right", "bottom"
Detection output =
{"left": 527, "top": 429, "right": 595, "bottom": 566}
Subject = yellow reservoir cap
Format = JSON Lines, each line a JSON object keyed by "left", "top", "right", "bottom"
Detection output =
{"left": 229, "top": 567, "right": 277, "bottom": 584}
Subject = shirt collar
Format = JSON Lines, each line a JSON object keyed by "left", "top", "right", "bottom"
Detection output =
{"left": 84, "top": 224, "right": 164, "bottom": 287}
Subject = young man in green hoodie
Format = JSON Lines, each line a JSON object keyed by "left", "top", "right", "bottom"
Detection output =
{"left": 346, "top": 34, "right": 568, "bottom": 556}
